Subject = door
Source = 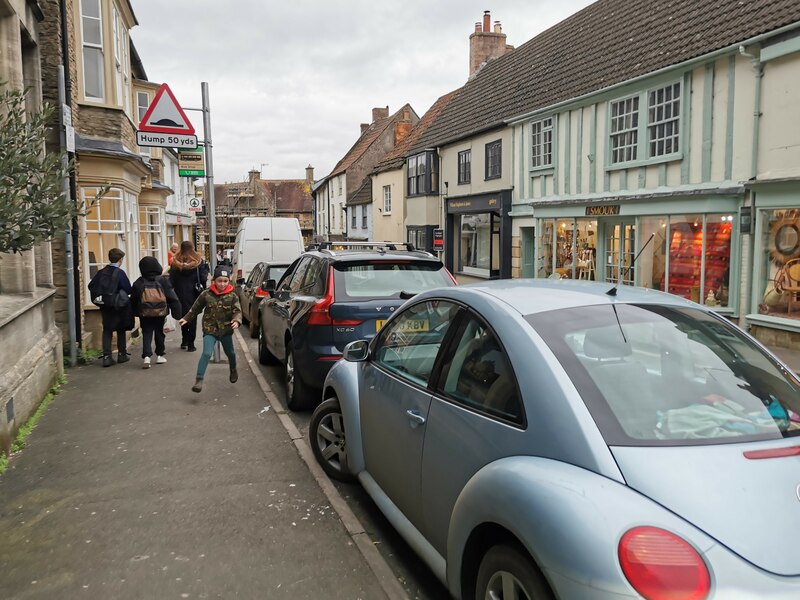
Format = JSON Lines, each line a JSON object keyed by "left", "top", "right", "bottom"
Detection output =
{"left": 263, "top": 257, "right": 308, "bottom": 359}
{"left": 361, "top": 300, "right": 461, "bottom": 528}
{"left": 602, "top": 219, "right": 636, "bottom": 285}
{"left": 521, "top": 227, "right": 535, "bottom": 278}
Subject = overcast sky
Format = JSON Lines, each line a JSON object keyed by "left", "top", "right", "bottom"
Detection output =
{"left": 131, "top": 0, "right": 595, "bottom": 184}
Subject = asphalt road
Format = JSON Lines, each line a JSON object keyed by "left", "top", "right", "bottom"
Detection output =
{"left": 240, "top": 323, "right": 449, "bottom": 600}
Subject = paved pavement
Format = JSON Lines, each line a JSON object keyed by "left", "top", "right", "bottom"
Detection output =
{"left": 0, "top": 328, "right": 391, "bottom": 600}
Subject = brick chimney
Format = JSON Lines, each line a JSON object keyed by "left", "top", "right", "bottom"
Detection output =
{"left": 360, "top": 123, "right": 370, "bottom": 135}
{"left": 248, "top": 169, "right": 261, "bottom": 183}
{"left": 372, "top": 106, "right": 389, "bottom": 122}
{"left": 305, "top": 164, "right": 314, "bottom": 183}
{"left": 469, "top": 11, "right": 513, "bottom": 79}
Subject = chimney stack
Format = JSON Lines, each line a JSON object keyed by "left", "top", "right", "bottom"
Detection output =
{"left": 248, "top": 169, "right": 260, "bottom": 183}
{"left": 305, "top": 164, "right": 314, "bottom": 183}
{"left": 372, "top": 106, "right": 389, "bottom": 122}
{"left": 360, "top": 123, "right": 370, "bottom": 135}
{"left": 469, "top": 11, "right": 513, "bottom": 78}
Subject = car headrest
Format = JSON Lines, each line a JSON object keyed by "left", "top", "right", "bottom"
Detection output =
{"left": 583, "top": 327, "right": 631, "bottom": 359}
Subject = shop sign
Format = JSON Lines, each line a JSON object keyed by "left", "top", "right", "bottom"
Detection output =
{"left": 447, "top": 196, "right": 500, "bottom": 214}
{"left": 585, "top": 204, "right": 620, "bottom": 216}
{"left": 188, "top": 197, "right": 203, "bottom": 213}
{"left": 179, "top": 148, "right": 206, "bottom": 177}
{"left": 433, "top": 229, "right": 444, "bottom": 249}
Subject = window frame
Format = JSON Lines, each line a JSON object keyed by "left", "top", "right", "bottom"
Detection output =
{"left": 407, "top": 151, "right": 438, "bottom": 197}
{"left": 458, "top": 149, "right": 471, "bottom": 184}
{"left": 80, "top": 0, "right": 105, "bottom": 102}
{"left": 383, "top": 185, "right": 392, "bottom": 214}
{"left": 83, "top": 186, "right": 125, "bottom": 284}
{"left": 530, "top": 117, "right": 554, "bottom": 170}
{"left": 351, "top": 207, "right": 356, "bottom": 229}
{"left": 361, "top": 204, "right": 367, "bottom": 229}
{"left": 136, "top": 91, "right": 151, "bottom": 156}
{"left": 607, "top": 79, "right": 684, "bottom": 169}
{"left": 485, "top": 140, "right": 502, "bottom": 180}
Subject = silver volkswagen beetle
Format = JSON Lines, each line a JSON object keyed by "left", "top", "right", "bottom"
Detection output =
{"left": 309, "top": 280, "right": 800, "bottom": 599}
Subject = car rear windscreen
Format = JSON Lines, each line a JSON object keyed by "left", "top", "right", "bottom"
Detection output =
{"left": 334, "top": 261, "right": 453, "bottom": 301}
{"left": 527, "top": 304, "right": 800, "bottom": 446}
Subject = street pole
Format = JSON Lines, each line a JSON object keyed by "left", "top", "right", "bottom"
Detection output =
{"left": 58, "top": 66, "right": 77, "bottom": 368}
{"left": 201, "top": 82, "right": 222, "bottom": 362}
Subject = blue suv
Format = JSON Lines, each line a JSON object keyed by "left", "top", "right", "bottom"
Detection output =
{"left": 257, "top": 242, "right": 456, "bottom": 410}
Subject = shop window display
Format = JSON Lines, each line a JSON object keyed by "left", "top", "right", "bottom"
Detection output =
{"left": 637, "top": 217, "right": 667, "bottom": 291}
{"left": 664, "top": 214, "right": 732, "bottom": 307}
{"left": 459, "top": 213, "right": 499, "bottom": 277}
{"left": 538, "top": 220, "right": 554, "bottom": 278}
{"left": 760, "top": 209, "right": 800, "bottom": 319}
{"left": 541, "top": 219, "right": 597, "bottom": 279}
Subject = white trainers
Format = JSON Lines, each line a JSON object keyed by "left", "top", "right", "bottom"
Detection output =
{"left": 156, "top": 355, "right": 167, "bottom": 364}
{"left": 142, "top": 356, "right": 151, "bottom": 369}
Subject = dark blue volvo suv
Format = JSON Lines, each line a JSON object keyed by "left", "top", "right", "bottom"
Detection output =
{"left": 257, "top": 242, "right": 456, "bottom": 410}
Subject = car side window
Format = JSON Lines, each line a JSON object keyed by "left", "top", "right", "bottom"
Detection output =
{"left": 438, "top": 315, "right": 524, "bottom": 425}
{"left": 247, "top": 264, "right": 263, "bottom": 287}
{"left": 289, "top": 257, "right": 312, "bottom": 293}
{"left": 303, "top": 258, "right": 326, "bottom": 296}
{"left": 372, "top": 300, "right": 460, "bottom": 387}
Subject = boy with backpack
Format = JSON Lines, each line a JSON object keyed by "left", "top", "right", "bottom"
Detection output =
{"left": 131, "top": 256, "right": 182, "bottom": 369}
{"left": 87, "top": 248, "right": 134, "bottom": 367}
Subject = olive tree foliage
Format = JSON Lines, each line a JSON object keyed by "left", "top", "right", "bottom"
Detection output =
{"left": 0, "top": 83, "right": 75, "bottom": 254}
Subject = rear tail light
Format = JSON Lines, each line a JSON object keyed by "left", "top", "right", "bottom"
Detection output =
{"left": 619, "top": 527, "right": 710, "bottom": 600}
{"left": 307, "top": 268, "right": 336, "bottom": 326}
{"left": 237, "top": 269, "right": 242, "bottom": 279}
{"left": 255, "top": 288, "right": 269, "bottom": 298}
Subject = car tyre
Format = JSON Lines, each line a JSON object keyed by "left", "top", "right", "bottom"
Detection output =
{"left": 285, "top": 342, "right": 315, "bottom": 411}
{"left": 249, "top": 314, "right": 260, "bottom": 338}
{"left": 475, "top": 544, "right": 553, "bottom": 600}
{"left": 309, "top": 397, "right": 357, "bottom": 483}
{"left": 258, "top": 326, "right": 278, "bottom": 365}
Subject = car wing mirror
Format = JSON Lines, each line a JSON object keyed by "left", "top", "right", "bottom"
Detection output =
{"left": 264, "top": 279, "right": 277, "bottom": 292}
{"left": 237, "top": 277, "right": 246, "bottom": 285}
{"left": 343, "top": 340, "right": 369, "bottom": 362}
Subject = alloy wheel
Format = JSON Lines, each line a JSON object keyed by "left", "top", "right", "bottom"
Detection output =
{"left": 485, "top": 570, "right": 532, "bottom": 600}
{"left": 316, "top": 411, "right": 347, "bottom": 474}
{"left": 286, "top": 349, "right": 295, "bottom": 399}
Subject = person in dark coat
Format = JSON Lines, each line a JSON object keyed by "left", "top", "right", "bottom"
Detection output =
{"left": 87, "top": 247, "right": 134, "bottom": 367}
{"left": 131, "top": 256, "right": 182, "bottom": 369}
{"left": 169, "top": 241, "right": 209, "bottom": 352}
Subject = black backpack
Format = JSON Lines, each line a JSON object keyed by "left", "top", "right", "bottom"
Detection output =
{"left": 139, "top": 279, "right": 168, "bottom": 317}
{"left": 89, "top": 267, "right": 123, "bottom": 308}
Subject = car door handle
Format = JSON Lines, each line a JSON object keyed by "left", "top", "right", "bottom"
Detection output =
{"left": 406, "top": 409, "right": 426, "bottom": 428}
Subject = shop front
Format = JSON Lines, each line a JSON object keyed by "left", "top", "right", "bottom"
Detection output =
{"left": 747, "top": 180, "right": 800, "bottom": 345}
{"left": 445, "top": 191, "right": 512, "bottom": 282}
{"left": 527, "top": 191, "right": 743, "bottom": 313}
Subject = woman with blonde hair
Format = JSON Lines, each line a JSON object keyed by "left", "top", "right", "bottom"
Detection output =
{"left": 169, "top": 241, "right": 209, "bottom": 351}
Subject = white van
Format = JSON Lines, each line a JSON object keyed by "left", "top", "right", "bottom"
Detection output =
{"left": 232, "top": 217, "right": 304, "bottom": 282}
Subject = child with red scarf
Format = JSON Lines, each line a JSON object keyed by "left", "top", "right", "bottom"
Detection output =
{"left": 179, "top": 265, "right": 242, "bottom": 392}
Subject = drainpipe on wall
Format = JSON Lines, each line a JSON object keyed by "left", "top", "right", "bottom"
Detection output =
{"left": 738, "top": 45, "right": 764, "bottom": 324}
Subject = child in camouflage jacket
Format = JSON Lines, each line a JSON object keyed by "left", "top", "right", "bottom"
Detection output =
{"left": 179, "top": 265, "right": 243, "bottom": 392}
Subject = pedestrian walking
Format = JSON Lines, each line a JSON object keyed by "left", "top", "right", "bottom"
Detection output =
{"left": 179, "top": 265, "right": 242, "bottom": 393}
{"left": 169, "top": 241, "right": 210, "bottom": 352}
{"left": 87, "top": 248, "right": 134, "bottom": 367}
{"left": 131, "top": 256, "right": 182, "bottom": 369}
{"left": 167, "top": 242, "right": 179, "bottom": 267}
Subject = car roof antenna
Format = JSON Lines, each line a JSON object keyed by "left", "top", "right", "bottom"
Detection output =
{"left": 606, "top": 232, "right": 656, "bottom": 297}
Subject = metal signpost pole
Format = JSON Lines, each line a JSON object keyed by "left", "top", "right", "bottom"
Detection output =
{"left": 201, "top": 82, "right": 222, "bottom": 362}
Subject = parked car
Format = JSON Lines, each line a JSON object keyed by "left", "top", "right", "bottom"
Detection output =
{"left": 310, "top": 279, "right": 800, "bottom": 600}
{"left": 237, "top": 261, "right": 290, "bottom": 337}
{"left": 232, "top": 217, "right": 304, "bottom": 283}
{"left": 257, "top": 242, "right": 456, "bottom": 411}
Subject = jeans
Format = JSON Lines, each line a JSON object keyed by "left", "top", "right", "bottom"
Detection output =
{"left": 196, "top": 333, "right": 236, "bottom": 379}
{"left": 102, "top": 327, "right": 127, "bottom": 357}
{"left": 140, "top": 316, "right": 166, "bottom": 358}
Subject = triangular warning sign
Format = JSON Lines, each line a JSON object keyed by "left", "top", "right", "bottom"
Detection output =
{"left": 138, "top": 83, "right": 195, "bottom": 135}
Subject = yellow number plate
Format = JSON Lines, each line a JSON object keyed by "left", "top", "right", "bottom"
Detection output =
{"left": 376, "top": 319, "right": 429, "bottom": 332}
